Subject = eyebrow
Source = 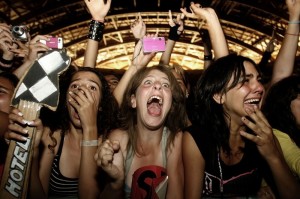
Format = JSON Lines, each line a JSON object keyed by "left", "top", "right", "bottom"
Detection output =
{"left": 245, "top": 73, "right": 261, "bottom": 79}
{"left": 71, "top": 78, "right": 101, "bottom": 88}
{"left": 146, "top": 75, "right": 170, "bottom": 81}
{"left": 0, "top": 85, "right": 12, "bottom": 90}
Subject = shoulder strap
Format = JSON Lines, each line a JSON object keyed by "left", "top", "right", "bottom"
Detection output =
{"left": 161, "top": 127, "right": 169, "bottom": 167}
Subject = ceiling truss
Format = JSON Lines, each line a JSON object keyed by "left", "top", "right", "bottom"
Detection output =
{"left": 0, "top": 0, "right": 299, "bottom": 71}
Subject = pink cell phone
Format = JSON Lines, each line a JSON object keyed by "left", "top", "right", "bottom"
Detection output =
{"left": 40, "top": 37, "right": 63, "bottom": 49}
{"left": 142, "top": 37, "right": 166, "bottom": 53}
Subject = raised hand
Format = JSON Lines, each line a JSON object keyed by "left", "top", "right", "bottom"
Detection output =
{"left": 94, "top": 139, "right": 125, "bottom": 187}
{"left": 168, "top": 10, "right": 184, "bottom": 36}
{"left": 131, "top": 13, "right": 146, "bottom": 40}
{"left": 239, "top": 106, "right": 281, "bottom": 161}
{"left": 180, "top": 2, "right": 218, "bottom": 21}
{"left": 84, "top": 0, "right": 112, "bottom": 22}
{"left": 5, "top": 107, "right": 44, "bottom": 149}
{"left": 0, "top": 23, "right": 15, "bottom": 67}
{"left": 131, "top": 34, "right": 156, "bottom": 68}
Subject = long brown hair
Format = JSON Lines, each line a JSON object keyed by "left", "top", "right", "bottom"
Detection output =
{"left": 119, "top": 64, "right": 186, "bottom": 155}
{"left": 40, "top": 65, "right": 119, "bottom": 152}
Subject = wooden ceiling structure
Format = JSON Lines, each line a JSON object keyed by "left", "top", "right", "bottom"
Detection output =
{"left": 0, "top": 0, "right": 298, "bottom": 76}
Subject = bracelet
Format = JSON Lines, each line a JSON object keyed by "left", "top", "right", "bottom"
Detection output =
{"left": 204, "top": 54, "right": 213, "bottom": 61}
{"left": 0, "top": 56, "right": 14, "bottom": 65}
{"left": 88, "top": 19, "right": 105, "bottom": 42}
{"left": 168, "top": 24, "right": 181, "bottom": 41}
{"left": 80, "top": 140, "right": 99, "bottom": 147}
{"left": 288, "top": 21, "right": 300, "bottom": 24}
{"left": 285, "top": 32, "right": 299, "bottom": 36}
{"left": 92, "top": 18, "right": 105, "bottom": 23}
{"left": 0, "top": 61, "right": 13, "bottom": 68}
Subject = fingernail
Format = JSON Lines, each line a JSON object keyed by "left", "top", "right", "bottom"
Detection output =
{"left": 26, "top": 121, "right": 34, "bottom": 125}
{"left": 23, "top": 120, "right": 33, "bottom": 125}
{"left": 22, "top": 136, "right": 27, "bottom": 141}
{"left": 18, "top": 112, "right": 23, "bottom": 117}
{"left": 23, "top": 129, "right": 29, "bottom": 134}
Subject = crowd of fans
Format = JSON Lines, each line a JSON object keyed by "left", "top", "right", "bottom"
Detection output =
{"left": 0, "top": 0, "right": 300, "bottom": 198}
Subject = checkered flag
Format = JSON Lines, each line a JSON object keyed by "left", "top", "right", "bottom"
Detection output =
{"left": 0, "top": 49, "right": 71, "bottom": 199}
{"left": 12, "top": 50, "right": 70, "bottom": 110}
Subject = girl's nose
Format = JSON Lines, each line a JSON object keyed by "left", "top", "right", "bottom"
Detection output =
{"left": 154, "top": 81, "right": 162, "bottom": 90}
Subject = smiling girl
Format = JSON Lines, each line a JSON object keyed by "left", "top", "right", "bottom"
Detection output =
{"left": 183, "top": 54, "right": 300, "bottom": 199}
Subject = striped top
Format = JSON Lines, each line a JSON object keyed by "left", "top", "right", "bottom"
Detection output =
{"left": 49, "top": 134, "right": 78, "bottom": 197}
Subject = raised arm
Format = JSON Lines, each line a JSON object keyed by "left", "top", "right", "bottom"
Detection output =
{"left": 181, "top": 2, "right": 229, "bottom": 60}
{"left": 160, "top": 10, "right": 184, "bottom": 65}
{"left": 200, "top": 29, "right": 213, "bottom": 69}
{"left": 12, "top": 35, "right": 50, "bottom": 79}
{"left": 113, "top": 15, "right": 155, "bottom": 106}
{"left": 240, "top": 108, "right": 300, "bottom": 199}
{"left": 67, "top": 86, "right": 102, "bottom": 198}
{"left": 5, "top": 107, "right": 49, "bottom": 199}
{"left": 83, "top": 0, "right": 111, "bottom": 67}
{"left": 270, "top": 0, "right": 300, "bottom": 86}
{"left": 0, "top": 23, "right": 15, "bottom": 69}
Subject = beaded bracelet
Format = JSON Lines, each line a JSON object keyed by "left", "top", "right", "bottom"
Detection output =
{"left": 204, "top": 54, "right": 213, "bottom": 61}
{"left": 88, "top": 19, "right": 105, "bottom": 42}
{"left": 80, "top": 140, "right": 99, "bottom": 147}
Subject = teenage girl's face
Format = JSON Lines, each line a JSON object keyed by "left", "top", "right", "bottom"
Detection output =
{"left": 131, "top": 69, "right": 172, "bottom": 130}
{"left": 291, "top": 94, "right": 300, "bottom": 128}
{"left": 67, "top": 71, "right": 102, "bottom": 128}
{"left": 221, "top": 61, "right": 264, "bottom": 122}
{"left": 0, "top": 77, "right": 15, "bottom": 113}
{"left": 105, "top": 74, "right": 119, "bottom": 93}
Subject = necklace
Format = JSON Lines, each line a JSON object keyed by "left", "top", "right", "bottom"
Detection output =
{"left": 217, "top": 149, "right": 224, "bottom": 194}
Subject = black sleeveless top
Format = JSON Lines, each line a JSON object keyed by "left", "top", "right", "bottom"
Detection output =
{"left": 184, "top": 125, "right": 276, "bottom": 198}
{"left": 49, "top": 134, "right": 78, "bottom": 197}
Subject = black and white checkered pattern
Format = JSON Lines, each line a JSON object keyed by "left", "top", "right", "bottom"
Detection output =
{"left": 12, "top": 50, "right": 70, "bottom": 109}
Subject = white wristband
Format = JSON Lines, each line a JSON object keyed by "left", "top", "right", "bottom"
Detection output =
{"left": 80, "top": 140, "right": 98, "bottom": 147}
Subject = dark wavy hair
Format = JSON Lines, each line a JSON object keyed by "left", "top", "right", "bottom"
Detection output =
{"left": 119, "top": 64, "right": 186, "bottom": 154}
{"left": 192, "top": 54, "right": 261, "bottom": 155}
{"left": 263, "top": 75, "right": 300, "bottom": 147}
{"left": 40, "top": 65, "right": 119, "bottom": 152}
{"left": 0, "top": 71, "right": 19, "bottom": 87}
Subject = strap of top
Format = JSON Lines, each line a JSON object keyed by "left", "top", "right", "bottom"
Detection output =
{"left": 57, "top": 132, "right": 65, "bottom": 156}
{"left": 125, "top": 127, "right": 169, "bottom": 177}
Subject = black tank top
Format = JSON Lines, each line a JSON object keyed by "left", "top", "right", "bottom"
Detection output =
{"left": 49, "top": 133, "right": 78, "bottom": 197}
{"left": 184, "top": 125, "right": 275, "bottom": 198}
